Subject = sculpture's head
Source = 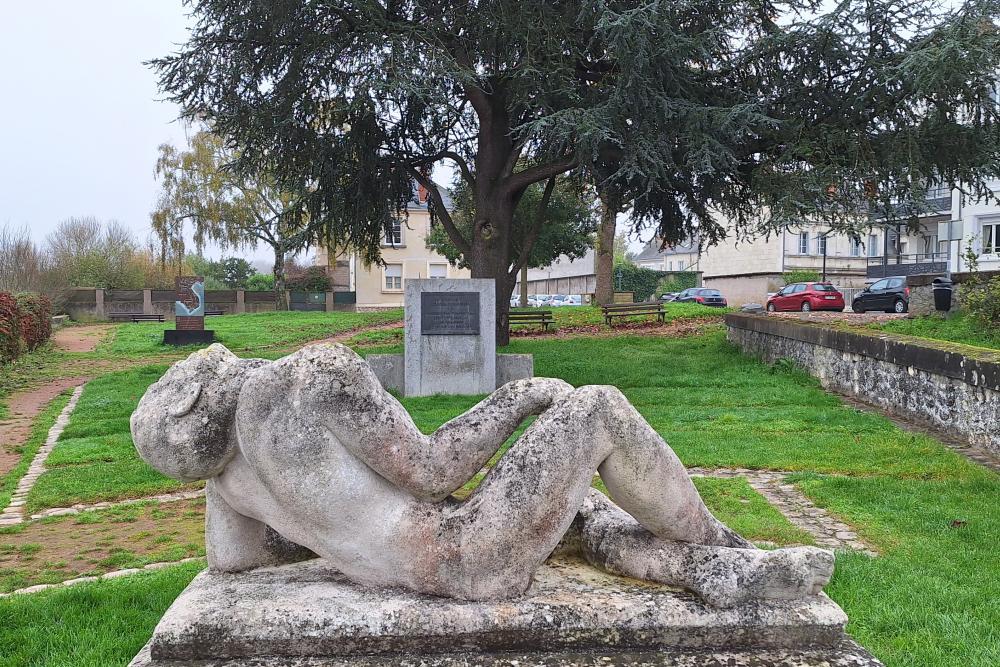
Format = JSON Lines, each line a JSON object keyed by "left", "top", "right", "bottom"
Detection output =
{"left": 130, "top": 344, "right": 268, "bottom": 482}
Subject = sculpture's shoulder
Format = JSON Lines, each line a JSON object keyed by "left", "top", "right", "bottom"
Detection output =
{"left": 236, "top": 343, "right": 385, "bottom": 415}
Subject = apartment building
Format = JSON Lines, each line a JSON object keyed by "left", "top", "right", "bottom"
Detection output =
{"left": 633, "top": 239, "right": 699, "bottom": 272}
{"left": 313, "top": 185, "right": 469, "bottom": 308}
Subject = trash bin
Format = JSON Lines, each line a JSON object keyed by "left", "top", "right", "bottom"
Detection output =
{"left": 932, "top": 277, "right": 953, "bottom": 311}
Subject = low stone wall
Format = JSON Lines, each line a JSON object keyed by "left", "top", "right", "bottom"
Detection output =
{"left": 725, "top": 313, "right": 1000, "bottom": 456}
{"left": 64, "top": 288, "right": 355, "bottom": 320}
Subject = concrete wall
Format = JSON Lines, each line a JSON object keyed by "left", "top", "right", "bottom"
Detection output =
{"left": 725, "top": 313, "right": 1000, "bottom": 456}
{"left": 703, "top": 274, "right": 783, "bottom": 308}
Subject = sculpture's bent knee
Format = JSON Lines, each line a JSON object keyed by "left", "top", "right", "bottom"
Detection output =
{"left": 130, "top": 344, "right": 268, "bottom": 482}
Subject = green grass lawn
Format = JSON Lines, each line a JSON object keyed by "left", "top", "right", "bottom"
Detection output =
{"left": 0, "top": 391, "right": 72, "bottom": 510}
{"left": 101, "top": 309, "right": 403, "bottom": 356}
{"left": 2, "top": 323, "right": 998, "bottom": 665}
{"left": 866, "top": 312, "right": 1000, "bottom": 352}
{"left": 25, "top": 367, "right": 196, "bottom": 513}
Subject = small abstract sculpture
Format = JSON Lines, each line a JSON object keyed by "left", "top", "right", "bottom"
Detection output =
{"left": 131, "top": 343, "right": 833, "bottom": 607}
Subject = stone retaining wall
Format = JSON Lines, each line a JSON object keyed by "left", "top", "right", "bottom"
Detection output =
{"left": 725, "top": 313, "right": 1000, "bottom": 456}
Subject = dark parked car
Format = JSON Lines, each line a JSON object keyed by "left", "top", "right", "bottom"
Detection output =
{"left": 657, "top": 292, "right": 679, "bottom": 303}
{"left": 674, "top": 288, "right": 728, "bottom": 307}
{"left": 766, "top": 282, "right": 845, "bottom": 312}
{"left": 852, "top": 276, "right": 909, "bottom": 313}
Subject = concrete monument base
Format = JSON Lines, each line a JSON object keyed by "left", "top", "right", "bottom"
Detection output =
{"left": 129, "top": 558, "right": 881, "bottom": 667}
{"left": 367, "top": 352, "right": 533, "bottom": 393}
{"left": 163, "top": 330, "right": 216, "bottom": 346}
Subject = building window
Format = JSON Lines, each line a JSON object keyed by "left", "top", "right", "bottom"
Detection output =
{"left": 384, "top": 220, "right": 403, "bottom": 246}
{"left": 677, "top": 261, "right": 685, "bottom": 271}
{"left": 668, "top": 261, "right": 673, "bottom": 271}
{"left": 817, "top": 235, "right": 827, "bottom": 256}
{"left": 922, "top": 235, "right": 938, "bottom": 256}
{"left": 383, "top": 264, "right": 402, "bottom": 291}
{"left": 428, "top": 263, "right": 447, "bottom": 279}
{"left": 927, "top": 183, "right": 951, "bottom": 200}
{"left": 868, "top": 234, "right": 879, "bottom": 257}
{"left": 984, "top": 222, "right": 999, "bottom": 254}
{"left": 798, "top": 232, "right": 809, "bottom": 255}
{"left": 850, "top": 237, "right": 862, "bottom": 257}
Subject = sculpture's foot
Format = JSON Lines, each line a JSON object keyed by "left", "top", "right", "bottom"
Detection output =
{"left": 576, "top": 489, "right": 835, "bottom": 608}
{"left": 687, "top": 545, "right": 834, "bottom": 608}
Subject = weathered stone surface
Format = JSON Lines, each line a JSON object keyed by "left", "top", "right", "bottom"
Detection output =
{"left": 132, "top": 343, "right": 835, "bottom": 606}
{"left": 129, "top": 558, "right": 879, "bottom": 667}
{"left": 726, "top": 313, "right": 1000, "bottom": 455}
{"left": 404, "top": 278, "right": 496, "bottom": 396}
{"left": 368, "top": 352, "right": 533, "bottom": 393}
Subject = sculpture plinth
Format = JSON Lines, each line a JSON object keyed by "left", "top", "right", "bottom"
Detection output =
{"left": 165, "top": 276, "right": 214, "bottom": 346}
{"left": 130, "top": 558, "right": 880, "bottom": 667}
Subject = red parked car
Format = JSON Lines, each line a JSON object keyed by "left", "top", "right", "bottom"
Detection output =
{"left": 766, "top": 282, "right": 845, "bottom": 312}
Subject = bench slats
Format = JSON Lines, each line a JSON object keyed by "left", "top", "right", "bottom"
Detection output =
{"left": 508, "top": 310, "right": 553, "bottom": 331}
{"left": 600, "top": 302, "right": 665, "bottom": 326}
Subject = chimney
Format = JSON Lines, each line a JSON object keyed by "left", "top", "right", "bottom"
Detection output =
{"left": 418, "top": 183, "right": 428, "bottom": 204}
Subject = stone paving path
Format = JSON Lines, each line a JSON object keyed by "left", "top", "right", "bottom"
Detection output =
{"left": 0, "top": 557, "right": 204, "bottom": 598}
{"left": 29, "top": 489, "right": 205, "bottom": 520}
{"left": 0, "top": 385, "right": 84, "bottom": 526}
{"left": 688, "top": 467, "right": 878, "bottom": 556}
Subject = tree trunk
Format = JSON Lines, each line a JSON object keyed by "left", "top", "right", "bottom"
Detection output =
{"left": 595, "top": 192, "right": 618, "bottom": 305}
{"left": 273, "top": 244, "right": 288, "bottom": 311}
{"left": 468, "top": 190, "right": 517, "bottom": 345}
{"left": 520, "top": 264, "right": 528, "bottom": 307}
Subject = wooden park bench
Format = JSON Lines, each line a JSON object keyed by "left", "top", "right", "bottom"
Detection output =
{"left": 508, "top": 310, "right": 554, "bottom": 332}
{"left": 109, "top": 312, "right": 165, "bottom": 323}
{"left": 109, "top": 313, "right": 165, "bottom": 323}
{"left": 601, "top": 302, "right": 665, "bottom": 326}
{"left": 205, "top": 310, "right": 224, "bottom": 317}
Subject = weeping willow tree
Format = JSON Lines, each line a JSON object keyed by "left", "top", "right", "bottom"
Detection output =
{"left": 151, "top": 130, "right": 312, "bottom": 308}
{"left": 154, "top": 0, "right": 1000, "bottom": 342}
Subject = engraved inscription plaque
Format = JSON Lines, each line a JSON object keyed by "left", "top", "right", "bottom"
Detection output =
{"left": 420, "top": 292, "right": 480, "bottom": 335}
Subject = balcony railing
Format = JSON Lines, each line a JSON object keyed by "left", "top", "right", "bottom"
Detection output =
{"left": 866, "top": 252, "right": 948, "bottom": 278}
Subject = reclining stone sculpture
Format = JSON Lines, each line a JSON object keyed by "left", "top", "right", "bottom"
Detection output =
{"left": 131, "top": 343, "right": 834, "bottom": 607}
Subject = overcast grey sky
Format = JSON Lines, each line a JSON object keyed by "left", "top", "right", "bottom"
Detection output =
{"left": 0, "top": 2, "right": 650, "bottom": 265}
{"left": 0, "top": 2, "right": 275, "bottom": 261}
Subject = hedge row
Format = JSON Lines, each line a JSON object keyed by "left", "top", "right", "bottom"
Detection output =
{"left": 0, "top": 292, "right": 52, "bottom": 363}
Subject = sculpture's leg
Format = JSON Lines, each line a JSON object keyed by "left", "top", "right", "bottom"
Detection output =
{"left": 574, "top": 489, "right": 835, "bottom": 607}
{"left": 205, "top": 480, "right": 314, "bottom": 572}
{"left": 444, "top": 385, "right": 746, "bottom": 599}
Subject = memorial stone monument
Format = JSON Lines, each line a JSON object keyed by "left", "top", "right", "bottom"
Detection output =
{"left": 164, "top": 276, "right": 215, "bottom": 346}
{"left": 128, "top": 343, "right": 881, "bottom": 666}
{"left": 367, "top": 278, "right": 533, "bottom": 396}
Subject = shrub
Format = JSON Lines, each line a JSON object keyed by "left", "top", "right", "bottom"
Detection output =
{"left": 0, "top": 292, "right": 23, "bottom": 363}
{"left": 613, "top": 263, "right": 667, "bottom": 302}
{"left": 15, "top": 293, "right": 52, "bottom": 351}
{"left": 961, "top": 275, "right": 1000, "bottom": 328}
{"left": 782, "top": 270, "right": 820, "bottom": 285}
{"left": 286, "top": 266, "right": 332, "bottom": 292}
{"left": 246, "top": 273, "right": 276, "bottom": 291}
{"left": 655, "top": 271, "right": 699, "bottom": 296}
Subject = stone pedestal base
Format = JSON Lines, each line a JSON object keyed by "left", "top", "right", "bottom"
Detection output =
{"left": 130, "top": 558, "right": 881, "bottom": 667}
{"left": 163, "top": 330, "right": 215, "bottom": 346}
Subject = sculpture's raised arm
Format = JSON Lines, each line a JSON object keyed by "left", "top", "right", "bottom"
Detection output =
{"left": 256, "top": 344, "right": 573, "bottom": 501}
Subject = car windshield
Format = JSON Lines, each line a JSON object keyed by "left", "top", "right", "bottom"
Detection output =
{"left": 813, "top": 284, "right": 837, "bottom": 292}
{"left": 697, "top": 289, "right": 721, "bottom": 296}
